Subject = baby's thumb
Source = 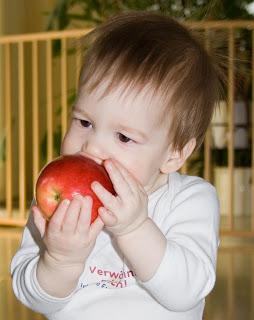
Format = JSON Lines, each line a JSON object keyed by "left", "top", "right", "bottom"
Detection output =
{"left": 32, "top": 206, "right": 46, "bottom": 238}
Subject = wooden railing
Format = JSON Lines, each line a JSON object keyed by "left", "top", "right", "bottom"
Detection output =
{"left": 0, "top": 21, "right": 254, "bottom": 237}
{"left": 0, "top": 29, "right": 87, "bottom": 226}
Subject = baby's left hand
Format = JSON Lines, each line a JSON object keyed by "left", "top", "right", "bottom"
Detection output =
{"left": 91, "top": 159, "right": 148, "bottom": 237}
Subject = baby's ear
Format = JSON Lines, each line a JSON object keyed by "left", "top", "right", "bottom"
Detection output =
{"left": 160, "top": 138, "right": 196, "bottom": 174}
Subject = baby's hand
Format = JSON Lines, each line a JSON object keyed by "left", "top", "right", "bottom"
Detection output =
{"left": 32, "top": 195, "right": 104, "bottom": 268}
{"left": 91, "top": 159, "right": 148, "bottom": 237}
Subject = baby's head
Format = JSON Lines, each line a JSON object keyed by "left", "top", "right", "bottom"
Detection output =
{"left": 62, "top": 11, "right": 221, "bottom": 193}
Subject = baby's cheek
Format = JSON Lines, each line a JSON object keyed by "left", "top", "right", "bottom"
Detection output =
{"left": 61, "top": 133, "right": 79, "bottom": 155}
{"left": 127, "top": 162, "right": 149, "bottom": 186}
{"left": 132, "top": 159, "right": 162, "bottom": 189}
{"left": 60, "top": 136, "right": 70, "bottom": 154}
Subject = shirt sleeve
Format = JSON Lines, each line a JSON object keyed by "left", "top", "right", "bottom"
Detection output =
{"left": 140, "top": 178, "right": 220, "bottom": 312}
{"left": 10, "top": 203, "right": 77, "bottom": 315}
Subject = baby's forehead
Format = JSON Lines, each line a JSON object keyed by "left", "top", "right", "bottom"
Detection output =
{"left": 78, "top": 81, "right": 168, "bottom": 127}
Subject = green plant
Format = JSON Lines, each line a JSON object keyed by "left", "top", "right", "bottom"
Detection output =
{"left": 212, "top": 148, "right": 251, "bottom": 167}
{"left": 46, "top": 0, "right": 253, "bottom": 31}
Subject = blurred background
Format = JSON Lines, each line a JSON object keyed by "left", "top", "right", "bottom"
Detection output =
{"left": 0, "top": 0, "right": 254, "bottom": 319}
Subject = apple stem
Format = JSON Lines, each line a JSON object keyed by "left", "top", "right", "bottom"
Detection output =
{"left": 54, "top": 193, "right": 61, "bottom": 202}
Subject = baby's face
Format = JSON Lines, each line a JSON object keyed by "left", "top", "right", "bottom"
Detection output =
{"left": 61, "top": 83, "right": 171, "bottom": 194}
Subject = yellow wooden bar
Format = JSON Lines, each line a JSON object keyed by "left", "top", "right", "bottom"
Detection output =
{"left": 20, "top": 300, "right": 27, "bottom": 319}
{"left": 252, "top": 31, "right": 254, "bottom": 232}
{"left": 227, "top": 254, "right": 234, "bottom": 320}
{"left": 185, "top": 20, "right": 254, "bottom": 29}
{"left": 34, "top": 314, "right": 45, "bottom": 320}
{"left": 4, "top": 43, "right": 12, "bottom": 218}
{"left": 32, "top": 40, "right": 39, "bottom": 187}
{"left": 204, "top": 127, "right": 212, "bottom": 181}
{"left": 220, "top": 229, "right": 254, "bottom": 238}
{"left": 46, "top": 39, "right": 53, "bottom": 162}
{"left": 0, "top": 29, "right": 90, "bottom": 44}
{"left": 76, "top": 37, "right": 82, "bottom": 89}
{"left": 34, "top": 313, "right": 44, "bottom": 320}
{"left": 251, "top": 255, "right": 254, "bottom": 319}
{"left": 0, "top": 218, "right": 26, "bottom": 227}
{"left": 18, "top": 41, "right": 26, "bottom": 219}
{"left": 61, "top": 37, "right": 68, "bottom": 139}
{"left": 6, "top": 238, "right": 15, "bottom": 320}
{"left": 227, "top": 28, "right": 235, "bottom": 230}
{"left": 204, "top": 28, "right": 212, "bottom": 182}
{"left": 1, "top": 20, "right": 254, "bottom": 45}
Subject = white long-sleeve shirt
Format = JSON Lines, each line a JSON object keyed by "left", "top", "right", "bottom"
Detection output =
{"left": 11, "top": 171, "right": 220, "bottom": 320}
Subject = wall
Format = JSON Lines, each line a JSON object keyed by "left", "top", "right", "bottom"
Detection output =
{"left": 1, "top": 0, "right": 57, "bottom": 35}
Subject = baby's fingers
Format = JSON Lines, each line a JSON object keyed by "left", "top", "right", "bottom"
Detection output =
{"left": 76, "top": 195, "right": 93, "bottom": 233}
{"left": 90, "top": 216, "right": 104, "bottom": 240}
{"left": 76, "top": 197, "right": 104, "bottom": 241}
{"left": 48, "top": 199, "right": 70, "bottom": 233}
{"left": 62, "top": 195, "right": 83, "bottom": 233}
{"left": 91, "top": 182, "right": 117, "bottom": 212}
{"left": 98, "top": 207, "right": 117, "bottom": 227}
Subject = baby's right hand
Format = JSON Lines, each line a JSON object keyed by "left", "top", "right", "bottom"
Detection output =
{"left": 32, "top": 195, "right": 104, "bottom": 268}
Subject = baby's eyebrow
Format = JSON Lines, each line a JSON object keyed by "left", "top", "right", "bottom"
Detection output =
{"left": 72, "top": 106, "right": 92, "bottom": 119}
{"left": 118, "top": 124, "right": 148, "bottom": 140}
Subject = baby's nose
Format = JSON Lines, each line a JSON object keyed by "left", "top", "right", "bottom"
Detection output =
{"left": 81, "top": 139, "right": 108, "bottom": 165}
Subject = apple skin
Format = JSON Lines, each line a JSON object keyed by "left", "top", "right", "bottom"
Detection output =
{"left": 35, "top": 155, "right": 115, "bottom": 223}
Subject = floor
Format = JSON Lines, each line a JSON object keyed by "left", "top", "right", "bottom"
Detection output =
{"left": 0, "top": 227, "right": 253, "bottom": 320}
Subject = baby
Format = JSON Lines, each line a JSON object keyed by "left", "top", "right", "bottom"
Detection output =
{"left": 11, "top": 11, "right": 221, "bottom": 320}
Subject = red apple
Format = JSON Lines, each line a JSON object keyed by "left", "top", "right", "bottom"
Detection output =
{"left": 35, "top": 154, "right": 115, "bottom": 223}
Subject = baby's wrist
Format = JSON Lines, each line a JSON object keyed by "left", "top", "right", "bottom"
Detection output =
{"left": 114, "top": 217, "right": 151, "bottom": 239}
{"left": 36, "top": 253, "right": 85, "bottom": 298}
{"left": 41, "top": 251, "right": 85, "bottom": 275}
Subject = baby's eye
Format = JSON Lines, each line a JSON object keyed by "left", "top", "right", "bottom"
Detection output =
{"left": 118, "top": 133, "right": 133, "bottom": 144}
{"left": 79, "top": 119, "right": 92, "bottom": 128}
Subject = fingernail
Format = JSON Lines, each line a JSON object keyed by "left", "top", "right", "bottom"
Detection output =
{"left": 98, "top": 207, "right": 105, "bottom": 214}
{"left": 63, "top": 199, "right": 70, "bottom": 205}
{"left": 91, "top": 181, "right": 99, "bottom": 189}
{"left": 74, "top": 194, "right": 82, "bottom": 200}
{"left": 84, "top": 195, "right": 92, "bottom": 202}
{"left": 106, "top": 161, "right": 113, "bottom": 169}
